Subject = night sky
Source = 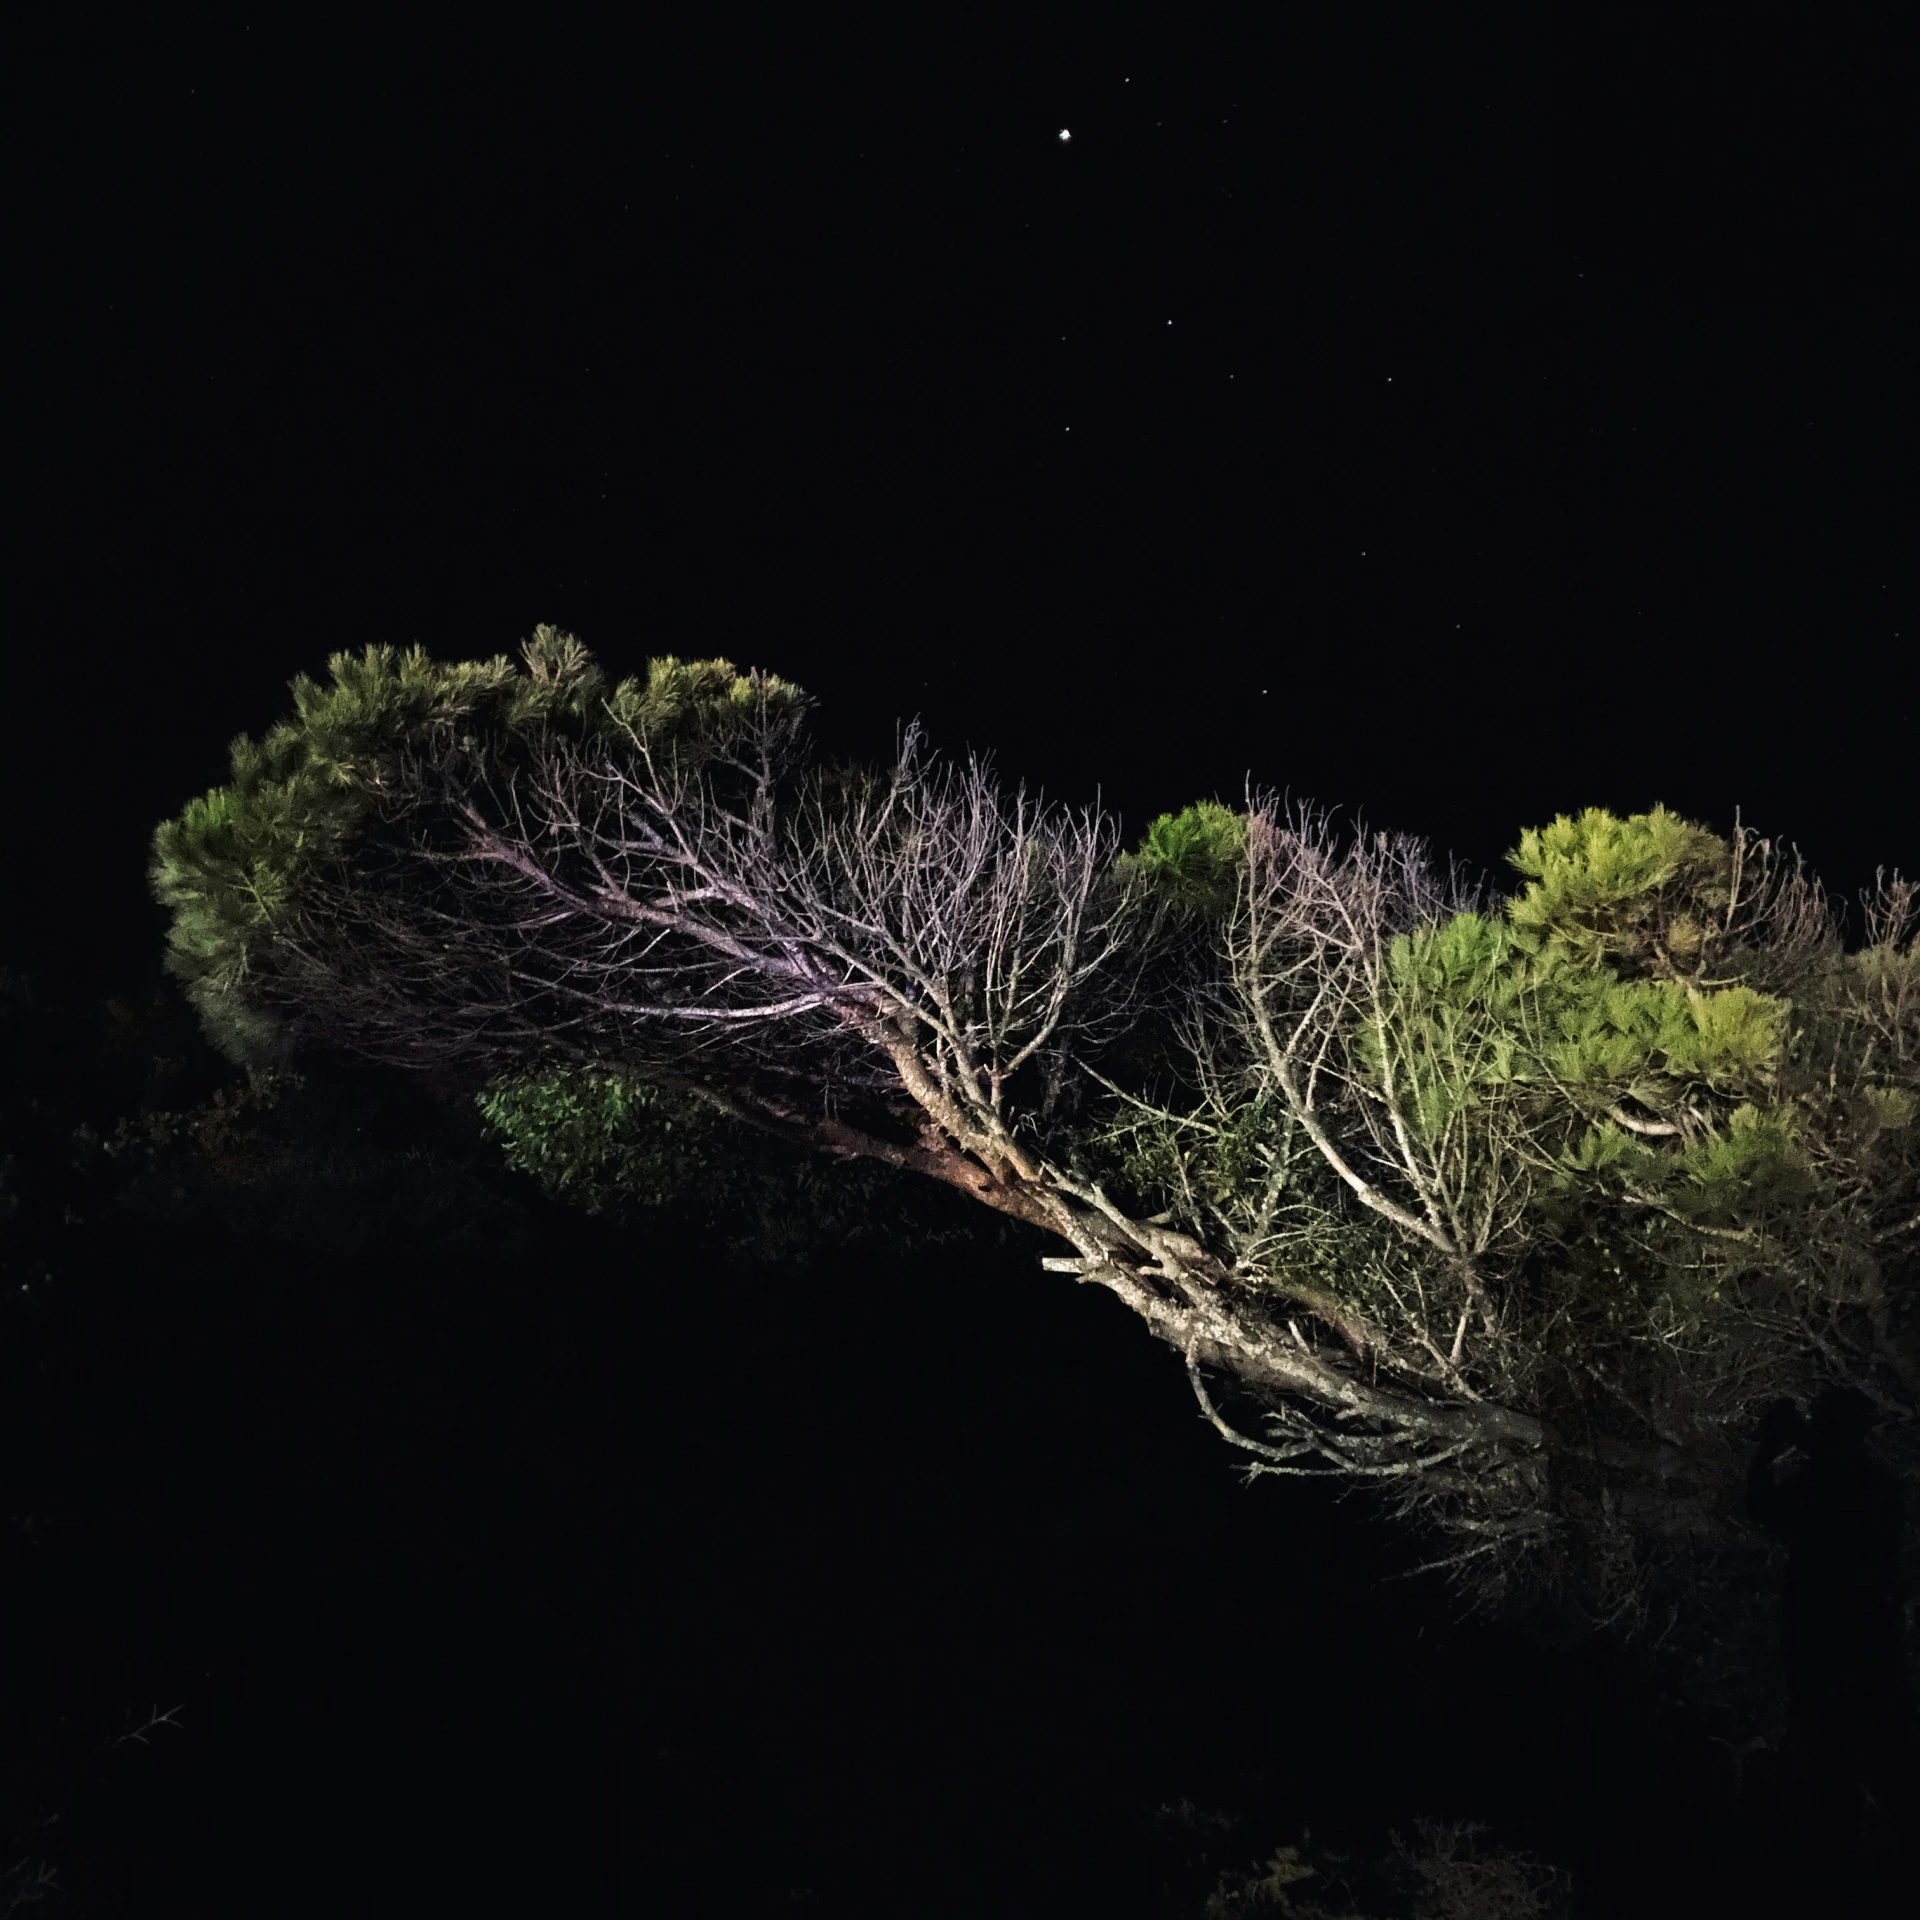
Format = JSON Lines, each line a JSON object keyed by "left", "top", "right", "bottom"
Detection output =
{"left": 5, "top": 8, "right": 1919, "bottom": 1915}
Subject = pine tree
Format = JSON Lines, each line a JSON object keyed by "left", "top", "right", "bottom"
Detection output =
{"left": 148, "top": 627, "right": 1920, "bottom": 1636}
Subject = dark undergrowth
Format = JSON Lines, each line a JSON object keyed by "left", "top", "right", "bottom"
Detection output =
{"left": 3, "top": 962, "right": 1914, "bottom": 1916}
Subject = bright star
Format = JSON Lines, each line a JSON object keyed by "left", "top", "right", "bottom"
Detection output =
{"left": 1058, "top": 128, "right": 1071, "bottom": 141}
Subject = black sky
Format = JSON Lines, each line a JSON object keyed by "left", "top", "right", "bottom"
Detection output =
{"left": 8, "top": 6, "right": 1917, "bottom": 1001}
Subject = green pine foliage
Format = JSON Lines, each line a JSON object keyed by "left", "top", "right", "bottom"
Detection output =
{"left": 1116, "top": 800, "right": 1249, "bottom": 917}
{"left": 1504, "top": 804, "right": 1731, "bottom": 973}
{"left": 1113, "top": 802, "right": 1806, "bottom": 1237}
{"left": 474, "top": 1069, "right": 741, "bottom": 1218}
{"left": 1366, "top": 912, "right": 1535, "bottom": 1144}
{"left": 1095, "top": 802, "right": 1822, "bottom": 1294}
{"left": 147, "top": 628, "right": 808, "bottom": 1075}
{"left": 1370, "top": 811, "right": 1794, "bottom": 1191}
{"left": 474, "top": 1063, "right": 995, "bottom": 1265}
{"left": 1098, "top": 801, "right": 1897, "bottom": 1379}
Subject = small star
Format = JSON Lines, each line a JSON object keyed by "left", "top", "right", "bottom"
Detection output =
{"left": 1059, "top": 128, "right": 1071, "bottom": 141}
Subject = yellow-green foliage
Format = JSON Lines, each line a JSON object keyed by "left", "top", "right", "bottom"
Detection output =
{"left": 1505, "top": 804, "right": 1731, "bottom": 972}
{"left": 1558, "top": 1102, "right": 1806, "bottom": 1215}
{"left": 1368, "top": 912, "right": 1533, "bottom": 1141}
{"left": 1846, "top": 939, "right": 1920, "bottom": 1005}
{"left": 1670, "top": 1102, "right": 1808, "bottom": 1212}
{"left": 474, "top": 1062, "right": 986, "bottom": 1262}
{"left": 149, "top": 627, "right": 808, "bottom": 1072}
{"left": 1103, "top": 802, "right": 1812, "bottom": 1249}
{"left": 1533, "top": 975, "right": 1784, "bottom": 1093}
{"left": 1367, "top": 809, "right": 1799, "bottom": 1215}
{"left": 1119, "top": 801, "right": 1249, "bottom": 916}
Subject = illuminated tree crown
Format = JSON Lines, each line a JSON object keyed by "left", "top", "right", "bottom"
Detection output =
{"left": 152, "top": 627, "right": 1920, "bottom": 1624}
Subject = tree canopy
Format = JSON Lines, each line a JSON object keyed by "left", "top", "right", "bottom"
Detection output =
{"left": 151, "top": 627, "right": 1920, "bottom": 1623}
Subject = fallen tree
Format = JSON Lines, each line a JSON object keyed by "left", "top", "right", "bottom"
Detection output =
{"left": 150, "top": 627, "right": 1920, "bottom": 1619}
